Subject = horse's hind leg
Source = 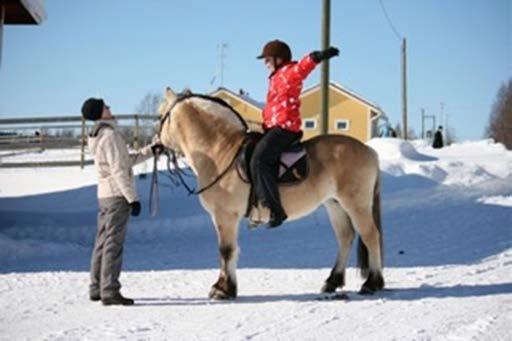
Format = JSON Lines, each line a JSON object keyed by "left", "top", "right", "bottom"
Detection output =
{"left": 321, "top": 199, "right": 355, "bottom": 293}
{"left": 345, "top": 204, "right": 384, "bottom": 294}
{"left": 209, "top": 210, "right": 239, "bottom": 300}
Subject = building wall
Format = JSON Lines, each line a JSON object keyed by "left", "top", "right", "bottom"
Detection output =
{"left": 213, "top": 91, "right": 263, "bottom": 131}
{"left": 300, "top": 87, "right": 370, "bottom": 141}
{"left": 213, "top": 87, "right": 377, "bottom": 142}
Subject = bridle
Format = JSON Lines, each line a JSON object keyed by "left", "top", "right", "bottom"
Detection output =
{"left": 150, "top": 92, "right": 248, "bottom": 216}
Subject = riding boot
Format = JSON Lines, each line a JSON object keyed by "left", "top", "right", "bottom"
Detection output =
{"left": 269, "top": 208, "right": 287, "bottom": 228}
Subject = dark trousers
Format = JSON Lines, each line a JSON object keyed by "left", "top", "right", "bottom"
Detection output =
{"left": 90, "top": 196, "right": 131, "bottom": 298}
{"left": 250, "top": 126, "right": 301, "bottom": 216}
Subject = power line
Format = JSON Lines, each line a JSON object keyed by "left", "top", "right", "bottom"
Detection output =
{"left": 378, "top": 0, "right": 402, "bottom": 41}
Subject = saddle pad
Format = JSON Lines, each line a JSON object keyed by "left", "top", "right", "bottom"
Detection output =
{"left": 236, "top": 134, "right": 309, "bottom": 185}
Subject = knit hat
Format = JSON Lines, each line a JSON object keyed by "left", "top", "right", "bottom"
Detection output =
{"left": 81, "top": 98, "right": 105, "bottom": 121}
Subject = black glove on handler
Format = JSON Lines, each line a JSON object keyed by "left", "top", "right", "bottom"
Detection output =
{"left": 130, "top": 201, "right": 141, "bottom": 216}
{"left": 310, "top": 46, "right": 340, "bottom": 63}
{"left": 151, "top": 143, "right": 165, "bottom": 156}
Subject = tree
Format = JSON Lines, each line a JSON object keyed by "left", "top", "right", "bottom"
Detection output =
{"left": 444, "top": 125, "right": 456, "bottom": 146}
{"left": 486, "top": 79, "right": 512, "bottom": 149}
{"left": 134, "top": 93, "right": 162, "bottom": 145}
{"left": 135, "top": 93, "right": 162, "bottom": 116}
{"left": 393, "top": 122, "right": 417, "bottom": 140}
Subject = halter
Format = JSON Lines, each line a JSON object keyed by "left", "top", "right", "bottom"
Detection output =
{"left": 150, "top": 91, "right": 248, "bottom": 215}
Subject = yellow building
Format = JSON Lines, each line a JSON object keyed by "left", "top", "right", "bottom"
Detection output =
{"left": 210, "top": 87, "right": 264, "bottom": 132}
{"left": 211, "top": 82, "right": 386, "bottom": 142}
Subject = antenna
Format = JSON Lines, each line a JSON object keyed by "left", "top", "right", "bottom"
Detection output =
{"left": 218, "top": 42, "right": 228, "bottom": 87}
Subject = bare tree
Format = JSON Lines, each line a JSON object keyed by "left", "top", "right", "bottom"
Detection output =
{"left": 134, "top": 93, "right": 162, "bottom": 145}
{"left": 445, "top": 125, "right": 456, "bottom": 145}
{"left": 393, "top": 122, "right": 417, "bottom": 140}
{"left": 135, "top": 93, "right": 163, "bottom": 116}
{"left": 486, "top": 79, "right": 512, "bottom": 149}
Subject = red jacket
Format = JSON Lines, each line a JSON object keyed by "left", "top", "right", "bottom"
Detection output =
{"left": 262, "top": 54, "right": 318, "bottom": 132}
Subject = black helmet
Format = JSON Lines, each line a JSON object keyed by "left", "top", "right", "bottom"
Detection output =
{"left": 257, "top": 40, "right": 292, "bottom": 62}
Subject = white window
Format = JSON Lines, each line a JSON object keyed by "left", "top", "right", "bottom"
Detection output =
{"left": 303, "top": 118, "right": 317, "bottom": 130}
{"left": 335, "top": 119, "right": 350, "bottom": 131}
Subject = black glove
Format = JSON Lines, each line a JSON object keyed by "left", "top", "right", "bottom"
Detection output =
{"left": 310, "top": 46, "right": 340, "bottom": 63}
{"left": 130, "top": 201, "right": 141, "bottom": 216}
{"left": 151, "top": 143, "right": 165, "bottom": 156}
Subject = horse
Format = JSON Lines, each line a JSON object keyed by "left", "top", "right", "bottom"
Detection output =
{"left": 158, "top": 87, "right": 384, "bottom": 299}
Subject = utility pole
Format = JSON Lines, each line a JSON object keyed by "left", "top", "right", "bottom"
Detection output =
{"left": 401, "top": 38, "right": 408, "bottom": 139}
{"left": 421, "top": 108, "right": 436, "bottom": 139}
{"left": 421, "top": 108, "right": 425, "bottom": 139}
{"left": 440, "top": 102, "right": 445, "bottom": 127}
{"left": 320, "top": 0, "right": 331, "bottom": 135}
{"left": 218, "top": 42, "right": 228, "bottom": 87}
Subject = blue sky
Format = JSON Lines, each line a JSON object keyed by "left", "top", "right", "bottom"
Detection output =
{"left": 0, "top": 0, "right": 510, "bottom": 140}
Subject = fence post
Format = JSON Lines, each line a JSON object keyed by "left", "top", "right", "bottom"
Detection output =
{"left": 134, "top": 115, "right": 140, "bottom": 149}
{"left": 80, "top": 117, "right": 86, "bottom": 169}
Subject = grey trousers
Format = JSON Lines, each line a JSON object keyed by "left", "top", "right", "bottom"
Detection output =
{"left": 89, "top": 196, "right": 131, "bottom": 298}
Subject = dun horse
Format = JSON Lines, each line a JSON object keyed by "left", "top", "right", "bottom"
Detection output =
{"left": 158, "top": 87, "right": 384, "bottom": 299}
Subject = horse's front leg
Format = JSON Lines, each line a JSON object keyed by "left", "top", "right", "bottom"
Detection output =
{"left": 209, "top": 209, "right": 240, "bottom": 300}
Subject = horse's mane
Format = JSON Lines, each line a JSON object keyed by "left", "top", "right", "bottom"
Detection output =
{"left": 179, "top": 93, "right": 249, "bottom": 132}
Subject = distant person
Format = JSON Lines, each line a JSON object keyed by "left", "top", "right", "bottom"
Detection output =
{"left": 432, "top": 126, "right": 444, "bottom": 149}
{"left": 388, "top": 127, "right": 397, "bottom": 138}
{"left": 252, "top": 39, "right": 339, "bottom": 227}
{"left": 81, "top": 98, "right": 163, "bottom": 306}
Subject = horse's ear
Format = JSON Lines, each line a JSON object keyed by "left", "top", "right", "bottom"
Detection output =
{"left": 165, "top": 87, "right": 178, "bottom": 102}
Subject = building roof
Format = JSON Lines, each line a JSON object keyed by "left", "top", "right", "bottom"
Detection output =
{"left": 210, "top": 87, "right": 264, "bottom": 111}
{"left": 211, "top": 83, "right": 388, "bottom": 122}
{"left": 2, "top": 0, "right": 47, "bottom": 24}
{"left": 301, "top": 81, "right": 386, "bottom": 120}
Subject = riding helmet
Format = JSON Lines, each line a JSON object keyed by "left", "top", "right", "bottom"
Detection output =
{"left": 257, "top": 40, "right": 292, "bottom": 63}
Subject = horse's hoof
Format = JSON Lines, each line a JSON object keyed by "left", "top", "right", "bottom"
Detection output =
{"left": 209, "top": 287, "right": 235, "bottom": 300}
{"left": 321, "top": 272, "right": 345, "bottom": 293}
{"left": 358, "top": 285, "right": 375, "bottom": 295}
{"left": 359, "top": 272, "right": 385, "bottom": 295}
{"left": 321, "top": 282, "right": 337, "bottom": 293}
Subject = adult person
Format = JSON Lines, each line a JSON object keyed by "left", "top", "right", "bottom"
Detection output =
{"left": 82, "top": 98, "right": 163, "bottom": 305}
{"left": 432, "top": 126, "right": 444, "bottom": 149}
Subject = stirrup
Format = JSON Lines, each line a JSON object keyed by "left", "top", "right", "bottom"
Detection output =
{"left": 247, "top": 204, "right": 270, "bottom": 230}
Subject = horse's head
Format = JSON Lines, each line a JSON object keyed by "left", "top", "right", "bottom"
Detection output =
{"left": 158, "top": 86, "right": 248, "bottom": 156}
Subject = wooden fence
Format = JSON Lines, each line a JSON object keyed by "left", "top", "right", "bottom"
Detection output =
{"left": 0, "top": 115, "right": 158, "bottom": 168}
{"left": 0, "top": 114, "right": 263, "bottom": 168}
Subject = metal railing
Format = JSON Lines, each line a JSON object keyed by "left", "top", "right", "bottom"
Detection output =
{"left": 0, "top": 114, "right": 159, "bottom": 168}
{"left": 0, "top": 114, "right": 264, "bottom": 168}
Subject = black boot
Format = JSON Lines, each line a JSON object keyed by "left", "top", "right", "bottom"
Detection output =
{"left": 90, "top": 294, "right": 101, "bottom": 302}
{"left": 268, "top": 210, "right": 287, "bottom": 228}
{"left": 102, "top": 293, "right": 134, "bottom": 306}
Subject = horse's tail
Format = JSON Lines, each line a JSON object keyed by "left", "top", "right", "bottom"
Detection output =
{"left": 357, "top": 172, "right": 383, "bottom": 278}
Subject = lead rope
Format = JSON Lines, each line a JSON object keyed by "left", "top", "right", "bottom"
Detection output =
{"left": 149, "top": 153, "right": 160, "bottom": 217}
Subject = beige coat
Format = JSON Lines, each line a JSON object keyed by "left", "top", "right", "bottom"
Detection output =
{"left": 88, "top": 120, "right": 154, "bottom": 203}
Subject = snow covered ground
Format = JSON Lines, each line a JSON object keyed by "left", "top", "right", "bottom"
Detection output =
{"left": 1, "top": 138, "right": 511, "bottom": 340}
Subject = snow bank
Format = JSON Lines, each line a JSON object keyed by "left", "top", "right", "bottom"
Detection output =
{"left": 367, "top": 138, "right": 512, "bottom": 186}
{"left": 367, "top": 138, "right": 437, "bottom": 161}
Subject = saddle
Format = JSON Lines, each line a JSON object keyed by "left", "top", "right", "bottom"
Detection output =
{"left": 236, "top": 132, "right": 309, "bottom": 220}
{"left": 236, "top": 132, "right": 309, "bottom": 185}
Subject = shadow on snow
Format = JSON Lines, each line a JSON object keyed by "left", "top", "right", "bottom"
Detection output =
{"left": 0, "top": 171, "right": 511, "bottom": 273}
